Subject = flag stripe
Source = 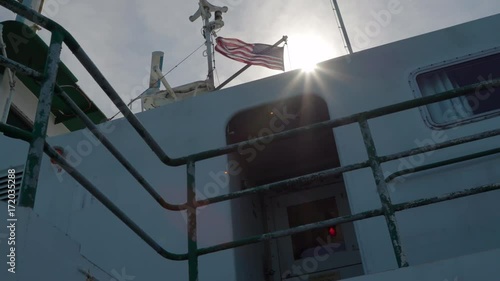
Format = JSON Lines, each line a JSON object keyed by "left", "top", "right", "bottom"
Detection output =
{"left": 216, "top": 38, "right": 283, "bottom": 62}
{"left": 218, "top": 41, "right": 253, "bottom": 53}
{"left": 214, "top": 44, "right": 284, "bottom": 69}
{"left": 216, "top": 49, "right": 284, "bottom": 70}
{"left": 215, "top": 48, "right": 283, "bottom": 70}
{"left": 216, "top": 46, "right": 284, "bottom": 64}
{"left": 215, "top": 46, "right": 284, "bottom": 70}
{"left": 216, "top": 47, "right": 284, "bottom": 69}
{"left": 215, "top": 44, "right": 283, "bottom": 65}
{"left": 217, "top": 38, "right": 254, "bottom": 52}
{"left": 218, "top": 37, "right": 253, "bottom": 49}
{"left": 215, "top": 37, "right": 284, "bottom": 71}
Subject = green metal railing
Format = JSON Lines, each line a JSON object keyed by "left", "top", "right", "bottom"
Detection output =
{"left": 0, "top": 1, "right": 500, "bottom": 279}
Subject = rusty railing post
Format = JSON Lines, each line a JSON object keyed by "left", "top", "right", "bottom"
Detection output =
{"left": 19, "top": 31, "right": 64, "bottom": 207}
{"left": 359, "top": 117, "right": 409, "bottom": 268}
{"left": 187, "top": 160, "right": 199, "bottom": 281}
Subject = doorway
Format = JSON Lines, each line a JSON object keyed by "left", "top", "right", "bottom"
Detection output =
{"left": 226, "top": 94, "right": 363, "bottom": 280}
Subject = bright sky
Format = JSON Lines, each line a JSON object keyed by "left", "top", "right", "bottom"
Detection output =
{"left": 1, "top": 0, "right": 500, "bottom": 117}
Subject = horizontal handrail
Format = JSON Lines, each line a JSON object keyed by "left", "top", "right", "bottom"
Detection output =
{"left": 0, "top": 54, "right": 43, "bottom": 79}
{"left": 196, "top": 161, "right": 370, "bottom": 207}
{"left": 0, "top": 122, "right": 32, "bottom": 141}
{"left": 0, "top": 16, "right": 499, "bottom": 259}
{"left": 43, "top": 142, "right": 188, "bottom": 261}
{"left": 1, "top": 1, "right": 499, "bottom": 274}
{"left": 386, "top": 147, "right": 500, "bottom": 182}
{"left": 379, "top": 129, "right": 500, "bottom": 163}
{"left": 185, "top": 78, "right": 500, "bottom": 162}
{"left": 34, "top": 138, "right": 500, "bottom": 260}
{"left": 55, "top": 86, "right": 186, "bottom": 211}
{"left": 195, "top": 127, "right": 500, "bottom": 207}
{"left": 37, "top": 124, "right": 500, "bottom": 260}
{"left": 196, "top": 183, "right": 500, "bottom": 256}
{"left": 47, "top": 85, "right": 500, "bottom": 214}
{"left": 392, "top": 183, "right": 500, "bottom": 211}
{"left": 0, "top": 0, "right": 182, "bottom": 166}
{"left": 2, "top": 0, "right": 500, "bottom": 168}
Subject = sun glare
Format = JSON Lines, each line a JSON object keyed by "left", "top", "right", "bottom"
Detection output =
{"left": 301, "top": 62, "right": 318, "bottom": 72}
{"left": 288, "top": 35, "right": 331, "bottom": 73}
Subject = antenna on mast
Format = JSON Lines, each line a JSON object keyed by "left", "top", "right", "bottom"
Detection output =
{"left": 190, "top": 0, "right": 228, "bottom": 89}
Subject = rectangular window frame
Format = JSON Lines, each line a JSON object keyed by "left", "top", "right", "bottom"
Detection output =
{"left": 409, "top": 47, "right": 500, "bottom": 130}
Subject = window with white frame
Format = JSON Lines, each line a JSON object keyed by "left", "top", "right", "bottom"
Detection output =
{"left": 415, "top": 51, "right": 500, "bottom": 127}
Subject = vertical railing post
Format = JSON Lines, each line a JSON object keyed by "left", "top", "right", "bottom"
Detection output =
{"left": 19, "top": 31, "right": 64, "bottom": 207}
{"left": 187, "top": 160, "right": 199, "bottom": 281}
{"left": 358, "top": 117, "right": 409, "bottom": 268}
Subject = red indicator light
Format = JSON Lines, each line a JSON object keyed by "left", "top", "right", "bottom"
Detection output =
{"left": 328, "top": 227, "right": 337, "bottom": 237}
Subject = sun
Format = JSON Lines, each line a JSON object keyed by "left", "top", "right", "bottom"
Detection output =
{"left": 301, "top": 62, "right": 318, "bottom": 72}
{"left": 286, "top": 34, "right": 331, "bottom": 73}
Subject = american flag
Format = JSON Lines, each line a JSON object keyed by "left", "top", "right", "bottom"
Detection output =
{"left": 215, "top": 37, "right": 285, "bottom": 71}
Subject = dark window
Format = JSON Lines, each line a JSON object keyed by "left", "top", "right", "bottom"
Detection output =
{"left": 416, "top": 52, "right": 500, "bottom": 126}
{"left": 226, "top": 95, "right": 340, "bottom": 187}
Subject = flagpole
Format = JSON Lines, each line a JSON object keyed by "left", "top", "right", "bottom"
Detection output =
{"left": 203, "top": 7, "right": 215, "bottom": 88}
{"left": 332, "top": 0, "right": 353, "bottom": 54}
{"left": 215, "top": 35, "right": 288, "bottom": 90}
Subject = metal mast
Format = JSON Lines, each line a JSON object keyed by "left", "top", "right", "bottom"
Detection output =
{"left": 332, "top": 0, "right": 353, "bottom": 54}
{"left": 190, "top": 0, "right": 228, "bottom": 89}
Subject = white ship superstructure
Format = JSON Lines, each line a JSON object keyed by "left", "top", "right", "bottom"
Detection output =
{"left": 0, "top": 1, "right": 499, "bottom": 281}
